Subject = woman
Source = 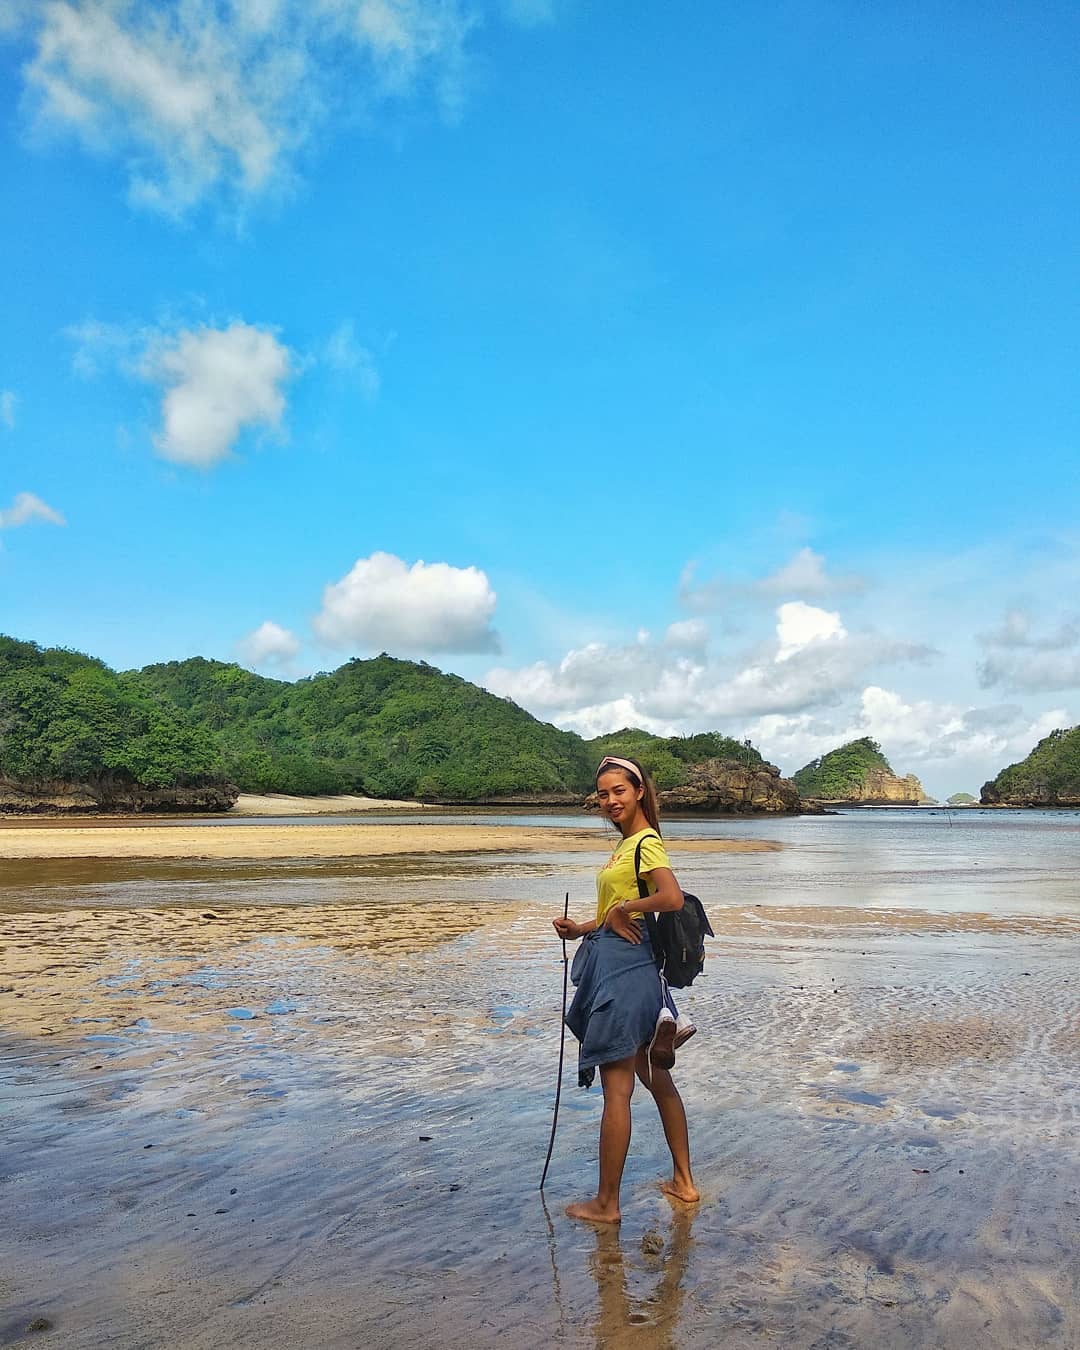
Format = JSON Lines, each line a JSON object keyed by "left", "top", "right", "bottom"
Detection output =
{"left": 553, "top": 754, "right": 700, "bottom": 1224}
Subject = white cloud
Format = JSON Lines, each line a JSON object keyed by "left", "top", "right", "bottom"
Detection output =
{"left": 544, "top": 698, "right": 677, "bottom": 741}
{"left": 664, "top": 618, "right": 708, "bottom": 652}
{"left": 0, "top": 491, "right": 66, "bottom": 528}
{"left": 12, "top": 0, "right": 477, "bottom": 215}
{"left": 680, "top": 548, "right": 864, "bottom": 612}
{"left": 0, "top": 389, "right": 15, "bottom": 429}
{"left": 322, "top": 321, "right": 380, "bottom": 399}
{"left": 977, "top": 607, "right": 1080, "bottom": 693}
{"left": 485, "top": 603, "right": 930, "bottom": 733}
{"left": 743, "top": 688, "right": 1071, "bottom": 785}
{"left": 314, "top": 551, "right": 500, "bottom": 653}
{"left": 775, "top": 601, "right": 846, "bottom": 661}
{"left": 237, "top": 620, "right": 301, "bottom": 669}
{"left": 141, "top": 322, "right": 293, "bottom": 467}
{"left": 758, "top": 547, "right": 864, "bottom": 597}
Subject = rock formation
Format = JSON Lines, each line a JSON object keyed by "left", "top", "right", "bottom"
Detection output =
{"left": 0, "top": 777, "right": 239, "bottom": 815}
{"left": 587, "top": 758, "right": 808, "bottom": 814}
{"left": 835, "top": 766, "right": 928, "bottom": 805}
{"left": 660, "top": 758, "right": 806, "bottom": 813}
{"left": 792, "top": 738, "right": 928, "bottom": 805}
{"left": 981, "top": 779, "right": 1080, "bottom": 807}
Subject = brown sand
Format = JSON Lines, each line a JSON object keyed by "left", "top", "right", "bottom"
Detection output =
{"left": 231, "top": 792, "right": 428, "bottom": 814}
{"left": 2, "top": 857, "right": 1078, "bottom": 1347}
{"left": 0, "top": 819, "right": 778, "bottom": 861}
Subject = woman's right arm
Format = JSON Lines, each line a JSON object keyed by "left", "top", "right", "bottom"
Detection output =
{"left": 553, "top": 916, "right": 596, "bottom": 940}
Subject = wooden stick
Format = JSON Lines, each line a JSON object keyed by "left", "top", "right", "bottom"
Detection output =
{"left": 539, "top": 890, "right": 570, "bottom": 1190}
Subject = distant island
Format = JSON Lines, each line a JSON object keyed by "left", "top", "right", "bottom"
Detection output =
{"left": 980, "top": 727, "right": 1080, "bottom": 807}
{"left": 946, "top": 792, "right": 978, "bottom": 805}
{"left": 0, "top": 635, "right": 803, "bottom": 815}
{"left": 791, "top": 737, "right": 929, "bottom": 805}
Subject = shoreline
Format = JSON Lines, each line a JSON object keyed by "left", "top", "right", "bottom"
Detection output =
{"left": 0, "top": 819, "right": 781, "bottom": 861}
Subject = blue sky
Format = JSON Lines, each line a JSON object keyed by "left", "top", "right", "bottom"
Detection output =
{"left": 1, "top": 0, "right": 1078, "bottom": 797}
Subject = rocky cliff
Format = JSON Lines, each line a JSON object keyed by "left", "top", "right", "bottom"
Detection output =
{"left": 792, "top": 738, "right": 928, "bottom": 805}
{"left": 660, "top": 758, "right": 806, "bottom": 813}
{"left": 587, "top": 757, "right": 807, "bottom": 814}
{"left": 0, "top": 777, "right": 239, "bottom": 815}
{"left": 834, "top": 766, "right": 927, "bottom": 805}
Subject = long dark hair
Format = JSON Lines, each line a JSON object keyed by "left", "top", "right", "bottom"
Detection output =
{"left": 595, "top": 755, "right": 661, "bottom": 836}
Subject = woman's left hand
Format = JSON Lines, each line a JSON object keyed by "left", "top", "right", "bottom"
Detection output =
{"left": 604, "top": 903, "right": 642, "bottom": 944}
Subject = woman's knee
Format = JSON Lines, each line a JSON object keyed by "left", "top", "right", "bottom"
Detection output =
{"left": 600, "top": 1057, "right": 637, "bottom": 1101}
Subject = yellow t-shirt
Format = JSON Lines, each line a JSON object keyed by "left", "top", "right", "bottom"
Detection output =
{"left": 596, "top": 829, "right": 672, "bottom": 926}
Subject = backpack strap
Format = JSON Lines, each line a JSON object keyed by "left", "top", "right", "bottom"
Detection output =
{"left": 633, "top": 832, "right": 663, "bottom": 967}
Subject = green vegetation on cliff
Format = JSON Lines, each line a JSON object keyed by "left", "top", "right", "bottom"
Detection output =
{"left": 586, "top": 728, "right": 763, "bottom": 789}
{"left": 980, "top": 726, "right": 1080, "bottom": 805}
{"left": 0, "top": 637, "right": 224, "bottom": 790}
{"left": 127, "top": 654, "right": 594, "bottom": 799}
{"left": 1, "top": 633, "right": 775, "bottom": 804}
{"left": 791, "top": 737, "right": 892, "bottom": 799}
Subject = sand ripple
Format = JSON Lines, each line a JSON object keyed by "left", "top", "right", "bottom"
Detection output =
{"left": 1, "top": 893, "right": 1077, "bottom": 1348}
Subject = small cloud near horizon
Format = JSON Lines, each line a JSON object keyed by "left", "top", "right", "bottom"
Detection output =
{"left": 680, "top": 548, "right": 865, "bottom": 613}
{"left": 236, "top": 620, "right": 301, "bottom": 670}
{"left": 976, "top": 606, "right": 1080, "bottom": 695}
{"left": 0, "top": 491, "right": 66, "bottom": 529}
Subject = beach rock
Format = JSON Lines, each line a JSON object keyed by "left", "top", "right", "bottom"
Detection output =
{"left": 824, "top": 765, "right": 928, "bottom": 805}
{"left": 584, "top": 758, "right": 810, "bottom": 815}
{"left": 0, "top": 775, "right": 238, "bottom": 815}
{"left": 658, "top": 758, "right": 806, "bottom": 815}
{"left": 981, "top": 779, "right": 1080, "bottom": 807}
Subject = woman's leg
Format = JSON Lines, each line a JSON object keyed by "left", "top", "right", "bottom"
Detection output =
{"left": 635, "top": 1047, "right": 700, "bottom": 1202}
{"left": 565, "top": 1054, "right": 637, "bottom": 1224}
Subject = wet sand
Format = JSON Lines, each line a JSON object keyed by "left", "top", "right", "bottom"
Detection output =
{"left": 0, "top": 820, "right": 777, "bottom": 861}
{"left": 2, "top": 830, "right": 1079, "bottom": 1347}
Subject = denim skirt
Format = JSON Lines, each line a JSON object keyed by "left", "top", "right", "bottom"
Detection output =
{"left": 565, "top": 928, "right": 664, "bottom": 1087}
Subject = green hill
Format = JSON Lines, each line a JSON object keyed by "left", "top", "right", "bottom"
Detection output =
{"left": 128, "top": 654, "right": 594, "bottom": 800}
{"left": 980, "top": 726, "right": 1080, "bottom": 806}
{"left": 1, "top": 632, "right": 782, "bottom": 808}
{"left": 792, "top": 737, "right": 926, "bottom": 803}
{"left": 792, "top": 737, "right": 890, "bottom": 798}
{"left": 0, "top": 636, "right": 226, "bottom": 799}
{"left": 946, "top": 792, "right": 977, "bottom": 805}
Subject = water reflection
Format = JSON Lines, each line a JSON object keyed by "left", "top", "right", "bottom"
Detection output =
{"left": 541, "top": 1196, "right": 696, "bottom": 1350}
{"left": 588, "top": 1206, "right": 695, "bottom": 1349}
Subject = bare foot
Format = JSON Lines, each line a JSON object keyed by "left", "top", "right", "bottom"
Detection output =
{"left": 660, "top": 1179, "right": 700, "bottom": 1203}
{"left": 565, "top": 1198, "right": 621, "bottom": 1224}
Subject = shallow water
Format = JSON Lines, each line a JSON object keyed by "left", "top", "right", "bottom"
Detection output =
{"left": 1, "top": 810, "right": 1078, "bottom": 1348}
{"left": 4, "top": 808, "right": 1078, "bottom": 919}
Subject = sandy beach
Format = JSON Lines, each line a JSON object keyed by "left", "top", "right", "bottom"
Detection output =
{"left": 0, "top": 818, "right": 778, "bottom": 861}
{"left": 2, "top": 810, "right": 1078, "bottom": 1348}
{"left": 231, "top": 792, "right": 429, "bottom": 815}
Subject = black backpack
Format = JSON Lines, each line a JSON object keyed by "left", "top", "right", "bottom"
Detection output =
{"left": 634, "top": 832, "right": 714, "bottom": 988}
